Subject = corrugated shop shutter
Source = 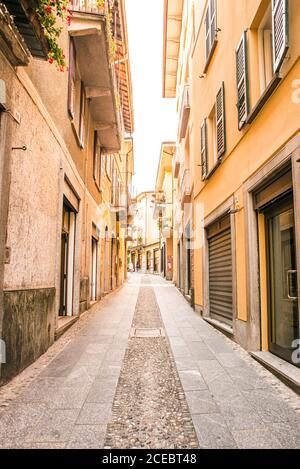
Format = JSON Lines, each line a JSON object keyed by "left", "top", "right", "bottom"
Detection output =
{"left": 208, "top": 223, "right": 233, "bottom": 325}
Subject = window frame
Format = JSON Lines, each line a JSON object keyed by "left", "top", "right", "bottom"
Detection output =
{"left": 203, "top": 0, "right": 218, "bottom": 73}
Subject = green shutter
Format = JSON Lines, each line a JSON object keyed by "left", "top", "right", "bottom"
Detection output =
{"left": 205, "top": 0, "right": 217, "bottom": 61}
{"left": 236, "top": 31, "right": 249, "bottom": 130}
{"left": 201, "top": 119, "right": 208, "bottom": 180}
{"left": 216, "top": 82, "right": 226, "bottom": 158}
{"left": 272, "top": 0, "right": 289, "bottom": 73}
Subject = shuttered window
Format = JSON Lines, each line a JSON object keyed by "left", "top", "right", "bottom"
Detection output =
{"left": 236, "top": 32, "right": 249, "bottom": 130}
{"left": 216, "top": 82, "right": 226, "bottom": 158}
{"left": 79, "top": 83, "right": 86, "bottom": 147}
{"left": 68, "top": 38, "right": 76, "bottom": 119}
{"left": 201, "top": 119, "right": 208, "bottom": 180}
{"left": 272, "top": 0, "right": 289, "bottom": 73}
{"left": 204, "top": 0, "right": 217, "bottom": 69}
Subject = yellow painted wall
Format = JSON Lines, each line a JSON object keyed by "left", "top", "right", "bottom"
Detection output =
{"left": 185, "top": 0, "right": 300, "bottom": 315}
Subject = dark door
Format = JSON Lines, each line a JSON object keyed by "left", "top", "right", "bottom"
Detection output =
{"left": 59, "top": 232, "right": 68, "bottom": 316}
{"left": 265, "top": 195, "right": 299, "bottom": 366}
{"left": 178, "top": 242, "right": 181, "bottom": 288}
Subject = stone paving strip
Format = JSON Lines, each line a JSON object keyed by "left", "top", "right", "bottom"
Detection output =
{"left": 153, "top": 277, "right": 300, "bottom": 449}
{"left": 104, "top": 277, "right": 199, "bottom": 449}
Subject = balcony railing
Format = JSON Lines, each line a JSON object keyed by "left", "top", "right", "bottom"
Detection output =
{"left": 178, "top": 85, "right": 191, "bottom": 140}
{"left": 71, "top": 0, "right": 105, "bottom": 14}
{"left": 180, "top": 169, "right": 191, "bottom": 204}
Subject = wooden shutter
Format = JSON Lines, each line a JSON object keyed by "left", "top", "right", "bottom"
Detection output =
{"left": 68, "top": 38, "right": 76, "bottom": 118}
{"left": 201, "top": 119, "right": 208, "bottom": 180}
{"left": 236, "top": 32, "right": 249, "bottom": 130}
{"left": 216, "top": 82, "right": 226, "bottom": 158}
{"left": 79, "top": 82, "right": 85, "bottom": 147}
{"left": 272, "top": 0, "right": 289, "bottom": 73}
{"left": 93, "top": 131, "right": 98, "bottom": 180}
{"left": 205, "top": 0, "right": 217, "bottom": 61}
{"left": 205, "top": 5, "right": 211, "bottom": 60}
{"left": 210, "top": 0, "right": 216, "bottom": 51}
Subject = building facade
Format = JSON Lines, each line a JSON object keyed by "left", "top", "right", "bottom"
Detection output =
{"left": 128, "top": 191, "right": 161, "bottom": 274}
{"left": 163, "top": 0, "right": 300, "bottom": 378}
{"left": 0, "top": 0, "right": 134, "bottom": 384}
{"left": 154, "top": 142, "right": 176, "bottom": 281}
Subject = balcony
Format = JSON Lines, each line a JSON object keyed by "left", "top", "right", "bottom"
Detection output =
{"left": 173, "top": 146, "right": 182, "bottom": 179}
{"left": 2, "top": 0, "right": 49, "bottom": 60}
{"left": 180, "top": 169, "right": 191, "bottom": 205}
{"left": 70, "top": 0, "right": 121, "bottom": 151}
{"left": 178, "top": 85, "right": 191, "bottom": 140}
{"left": 71, "top": 0, "right": 105, "bottom": 14}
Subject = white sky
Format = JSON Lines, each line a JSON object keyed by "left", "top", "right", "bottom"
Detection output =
{"left": 125, "top": 0, "right": 177, "bottom": 195}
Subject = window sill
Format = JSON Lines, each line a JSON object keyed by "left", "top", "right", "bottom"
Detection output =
{"left": 203, "top": 38, "right": 218, "bottom": 74}
{"left": 246, "top": 73, "right": 282, "bottom": 125}
{"left": 203, "top": 159, "right": 221, "bottom": 181}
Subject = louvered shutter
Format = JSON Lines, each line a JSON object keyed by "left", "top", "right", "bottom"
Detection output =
{"left": 236, "top": 32, "right": 249, "bottom": 130}
{"left": 68, "top": 38, "right": 76, "bottom": 118}
{"left": 205, "top": 0, "right": 217, "bottom": 61}
{"left": 205, "top": 6, "right": 211, "bottom": 60}
{"left": 216, "top": 82, "right": 226, "bottom": 158}
{"left": 79, "top": 83, "right": 85, "bottom": 147}
{"left": 93, "top": 131, "right": 98, "bottom": 180}
{"left": 201, "top": 119, "right": 208, "bottom": 180}
{"left": 210, "top": 0, "right": 216, "bottom": 52}
{"left": 272, "top": 0, "right": 289, "bottom": 73}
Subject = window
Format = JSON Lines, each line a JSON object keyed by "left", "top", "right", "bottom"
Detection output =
{"left": 236, "top": 32, "right": 249, "bottom": 130}
{"left": 236, "top": 1, "right": 289, "bottom": 128}
{"left": 204, "top": 0, "right": 217, "bottom": 72}
{"left": 201, "top": 83, "right": 226, "bottom": 180}
{"left": 93, "top": 131, "right": 101, "bottom": 188}
{"left": 272, "top": 0, "right": 289, "bottom": 73}
{"left": 258, "top": 4, "right": 273, "bottom": 94}
{"left": 68, "top": 38, "right": 86, "bottom": 147}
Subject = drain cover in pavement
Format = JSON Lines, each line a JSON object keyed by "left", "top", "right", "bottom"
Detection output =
{"left": 130, "top": 328, "right": 165, "bottom": 338}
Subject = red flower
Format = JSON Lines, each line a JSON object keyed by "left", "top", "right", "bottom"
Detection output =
{"left": 45, "top": 5, "right": 52, "bottom": 13}
{"left": 48, "top": 57, "right": 54, "bottom": 64}
{"left": 67, "top": 15, "right": 71, "bottom": 25}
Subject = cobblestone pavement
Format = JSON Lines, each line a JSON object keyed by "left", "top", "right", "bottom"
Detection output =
{"left": 0, "top": 273, "right": 300, "bottom": 448}
{"left": 104, "top": 278, "right": 198, "bottom": 449}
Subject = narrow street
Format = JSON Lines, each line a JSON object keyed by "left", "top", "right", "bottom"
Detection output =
{"left": 0, "top": 274, "right": 299, "bottom": 449}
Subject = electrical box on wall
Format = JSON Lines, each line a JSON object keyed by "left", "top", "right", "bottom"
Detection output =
{"left": 0, "top": 80, "right": 6, "bottom": 109}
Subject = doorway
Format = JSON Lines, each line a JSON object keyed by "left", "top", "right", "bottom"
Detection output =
{"left": 265, "top": 194, "right": 299, "bottom": 366}
{"left": 90, "top": 237, "right": 98, "bottom": 302}
{"left": 59, "top": 201, "right": 76, "bottom": 316}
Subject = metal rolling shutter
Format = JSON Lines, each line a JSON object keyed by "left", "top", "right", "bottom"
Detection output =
{"left": 208, "top": 226, "right": 233, "bottom": 325}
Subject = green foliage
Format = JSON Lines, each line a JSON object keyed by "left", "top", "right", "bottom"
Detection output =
{"left": 37, "top": 0, "right": 71, "bottom": 71}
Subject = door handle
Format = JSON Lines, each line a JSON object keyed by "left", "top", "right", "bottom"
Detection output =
{"left": 287, "top": 270, "right": 298, "bottom": 300}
